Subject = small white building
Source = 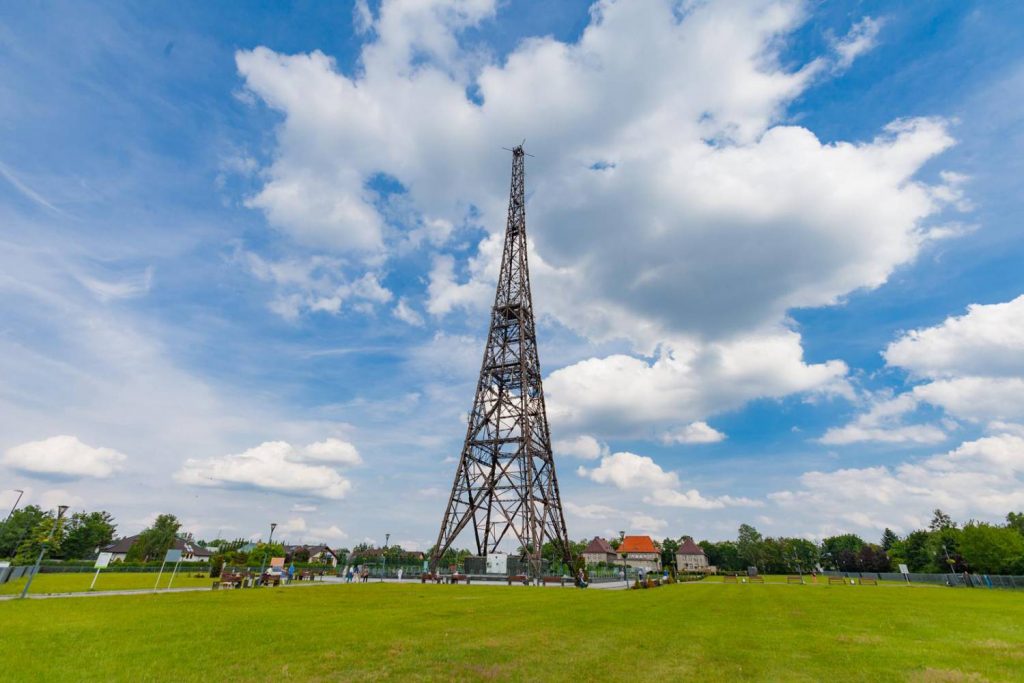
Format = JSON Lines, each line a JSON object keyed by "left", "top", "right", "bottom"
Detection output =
{"left": 675, "top": 537, "right": 710, "bottom": 573}
{"left": 581, "top": 537, "right": 618, "bottom": 565}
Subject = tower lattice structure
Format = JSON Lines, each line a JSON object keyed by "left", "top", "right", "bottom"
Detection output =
{"left": 430, "top": 146, "right": 572, "bottom": 577}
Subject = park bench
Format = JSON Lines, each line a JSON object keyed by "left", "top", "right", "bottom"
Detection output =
{"left": 448, "top": 573, "right": 469, "bottom": 584}
{"left": 420, "top": 572, "right": 435, "bottom": 583}
{"left": 507, "top": 574, "right": 529, "bottom": 585}
{"left": 542, "top": 576, "right": 565, "bottom": 587}
{"left": 218, "top": 572, "right": 245, "bottom": 589}
{"left": 723, "top": 575, "right": 738, "bottom": 583}
{"left": 787, "top": 575, "right": 803, "bottom": 584}
{"left": 261, "top": 574, "right": 281, "bottom": 587}
{"left": 748, "top": 576, "right": 764, "bottom": 583}
{"left": 859, "top": 578, "right": 878, "bottom": 586}
{"left": 828, "top": 576, "right": 847, "bottom": 585}
{"left": 298, "top": 570, "right": 314, "bottom": 581}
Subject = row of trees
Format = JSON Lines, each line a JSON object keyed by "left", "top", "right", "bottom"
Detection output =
{"left": 697, "top": 510, "right": 1024, "bottom": 575}
{"left": 0, "top": 506, "right": 116, "bottom": 564}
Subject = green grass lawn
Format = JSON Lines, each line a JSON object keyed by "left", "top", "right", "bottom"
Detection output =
{"left": 0, "top": 571, "right": 213, "bottom": 595}
{"left": 1, "top": 581, "right": 1022, "bottom": 681}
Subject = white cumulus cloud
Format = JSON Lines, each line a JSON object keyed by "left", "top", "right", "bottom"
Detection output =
{"left": 661, "top": 421, "right": 726, "bottom": 445}
{"left": 175, "top": 439, "right": 361, "bottom": 499}
{"left": 578, "top": 451, "right": 760, "bottom": 510}
{"left": 553, "top": 434, "right": 608, "bottom": 460}
{"left": 771, "top": 433, "right": 1024, "bottom": 535}
{"left": 3, "top": 435, "right": 127, "bottom": 479}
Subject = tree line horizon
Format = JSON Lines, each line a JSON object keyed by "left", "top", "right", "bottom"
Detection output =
{"left": 3, "top": 506, "right": 1023, "bottom": 576}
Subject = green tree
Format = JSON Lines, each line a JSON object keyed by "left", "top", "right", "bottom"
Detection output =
{"left": 14, "top": 513, "right": 67, "bottom": 564}
{"left": 929, "top": 509, "right": 955, "bottom": 532}
{"left": 701, "top": 540, "right": 741, "bottom": 571}
{"left": 660, "top": 537, "right": 680, "bottom": 569}
{"left": 902, "top": 530, "right": 932, "bottom": 571}
{"left": 127, "top": 514, "right": 181, "bottom": 562}
{"left": 783, "top": 538, "right": 820, "bottom": 572}
{"left": 1006, "top": 512, "right": 1024, "bottom": 537}
{"left": 249, "top": 542, "right": 285, "bottom": 565}
{"left": 820, "top": 534, "right": 864, "bottom": 571}
{"left": 736, "top": 524, "right": 763, "bottom": 569}
{"left": 61, "top": 511, "right": 117, "bottom": 559}
{"left": 958, "top": 522, "right": 1024, "bottom": 574}
{"left": 0, "top": 505, "right": 46, "bottom": 558}
{"left": 880, "top": 528, "right": 899, "bottom": 552}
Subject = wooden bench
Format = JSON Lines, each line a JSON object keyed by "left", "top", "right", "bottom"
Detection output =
{"left": 218, "top": 572, "right": 245, "bottom": 589}
{"left": 859, "top": 578, "right": 877, "bottom": 586}
{"left": 787, "top": 575, "right": 803, "bottom": 584}
{"left": 748, "top": 575, "right": 764, "bottom": 583}
{"left": 507, "top": 574, "right": 528, "bottom": 585}
{"left": 542, "top": 576, "right": 565, "bottom": 587}
{"left": 723, "top": 575, "right": 738, "bottom": 583}
{"left": 828, "top": 576, "right": 847, "bottom": 585}
{"left": 420, "top": 572, "right": 436, "bottom": 584}
{"left": 448, "top": 573, "right": 469, "bottom": 584}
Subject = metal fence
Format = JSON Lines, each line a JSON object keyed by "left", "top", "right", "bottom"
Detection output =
{"left": 821, "top": 570, "right": 1024, "bottom": 589}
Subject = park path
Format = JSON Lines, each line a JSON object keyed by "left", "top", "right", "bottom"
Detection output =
{"left": 0, "top": 576, "right": 630, "bottom": 601}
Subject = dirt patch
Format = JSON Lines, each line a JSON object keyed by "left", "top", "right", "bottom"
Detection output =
{"left": 460, "top": 663, "right": 510, "bottom": 680}
{"left": 836, "top": 634, "right": 883, "bottom": 645}
{"left": 908, "top": 668, "right": 987, "bottom": 683}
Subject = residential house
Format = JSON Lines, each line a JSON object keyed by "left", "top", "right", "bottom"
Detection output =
{"left": 283, "top": 544, "right": 339, "bottom": 567}
{"left": 675, "top": 537, "right": 712, "bottom": 573}
{"left": 581, "top": 537, "right": 618, "bottom": 565}
{"left": 618, "top": 535, "right": 661, "bottom": 572}
{"left": 101, "top": 535, "right": 214, "bottom": 563}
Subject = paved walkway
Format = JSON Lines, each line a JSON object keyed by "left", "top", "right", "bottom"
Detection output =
{"left": 1, "top": 575, "right": 630, "bottom": 600}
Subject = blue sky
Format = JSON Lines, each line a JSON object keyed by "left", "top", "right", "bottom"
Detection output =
{"left": 1, "top": 0, "right": 1023, "bottom": 550}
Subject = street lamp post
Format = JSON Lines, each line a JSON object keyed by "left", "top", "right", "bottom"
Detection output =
{"left": 259, "top": 522, "right": 277, "bottom": 585}
{"left": 619, "top": 530, "right": 628, "bottom": 589}
{"left": 21, "top": 504, "right": 68, "bottom": 599}
{"left": 381, "top": 533, "right": 390, "bottom": 582}
{"left": 1, "top": 489, "right": 24, "bottom": 537}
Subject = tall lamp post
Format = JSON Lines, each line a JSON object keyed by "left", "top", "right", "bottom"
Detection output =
{"left": 381, "top": 533, "right": 390, "bottom": 582}
{"left": 21, "top": 504, "right": 68, "bottom": 599}
{"left": 259, "top": 522, "right": 277, "bottom": 584}
{"left": 1, "top": 489, "right": 24, "bottom": 536}
{"left": 619, "top": 530, "right": 628, "bottom": 589}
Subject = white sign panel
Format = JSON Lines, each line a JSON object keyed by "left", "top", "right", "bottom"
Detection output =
{"left": 165, "top": 549, "right": 183, "bottom": 563}
{"left": 899, "top": 563, "right": 909, "bottom": 574}
{"left": 94, "top": 552, "right": 113, "bottom": 569}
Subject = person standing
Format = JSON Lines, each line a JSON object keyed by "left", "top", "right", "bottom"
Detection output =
{"left": 397, "top": 567, "right": 404, "bottom": 582}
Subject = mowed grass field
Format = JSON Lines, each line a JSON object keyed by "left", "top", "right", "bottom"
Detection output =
{"left": 0, "top": 572, "right": 213, "bottom": 595}
{"left": 1, "top": 581, "right": 1022, "bottom": 682}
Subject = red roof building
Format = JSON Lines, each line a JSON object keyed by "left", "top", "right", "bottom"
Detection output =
{"left": 618, "top": 535, "right": 661, "bottom": 571}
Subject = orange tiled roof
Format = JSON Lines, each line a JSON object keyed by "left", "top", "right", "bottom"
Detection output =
{"left": 618, "top": 535, "right": 657, "bottom": 554}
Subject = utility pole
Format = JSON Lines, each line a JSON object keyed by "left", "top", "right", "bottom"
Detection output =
{"left": 1, "top": 489, "right": 24, "bottom": 537}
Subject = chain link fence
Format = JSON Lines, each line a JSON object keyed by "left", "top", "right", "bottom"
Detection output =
{"left": 821, "top": 569, "right": 1024, "bottom": 589}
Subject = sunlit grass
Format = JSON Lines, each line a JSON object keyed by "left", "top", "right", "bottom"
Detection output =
{"left": 1, "top": 581, "right": 1021, "bottom": 681}
{"left": 0, "top": 571, "right": 212, "bottom": 595}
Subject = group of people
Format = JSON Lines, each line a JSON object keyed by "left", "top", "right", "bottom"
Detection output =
{"left": 343, "top": 565, "right": 371, "bottom": 583}
{"left": 342, "top": 565, "right": 406, "bottom": 582}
